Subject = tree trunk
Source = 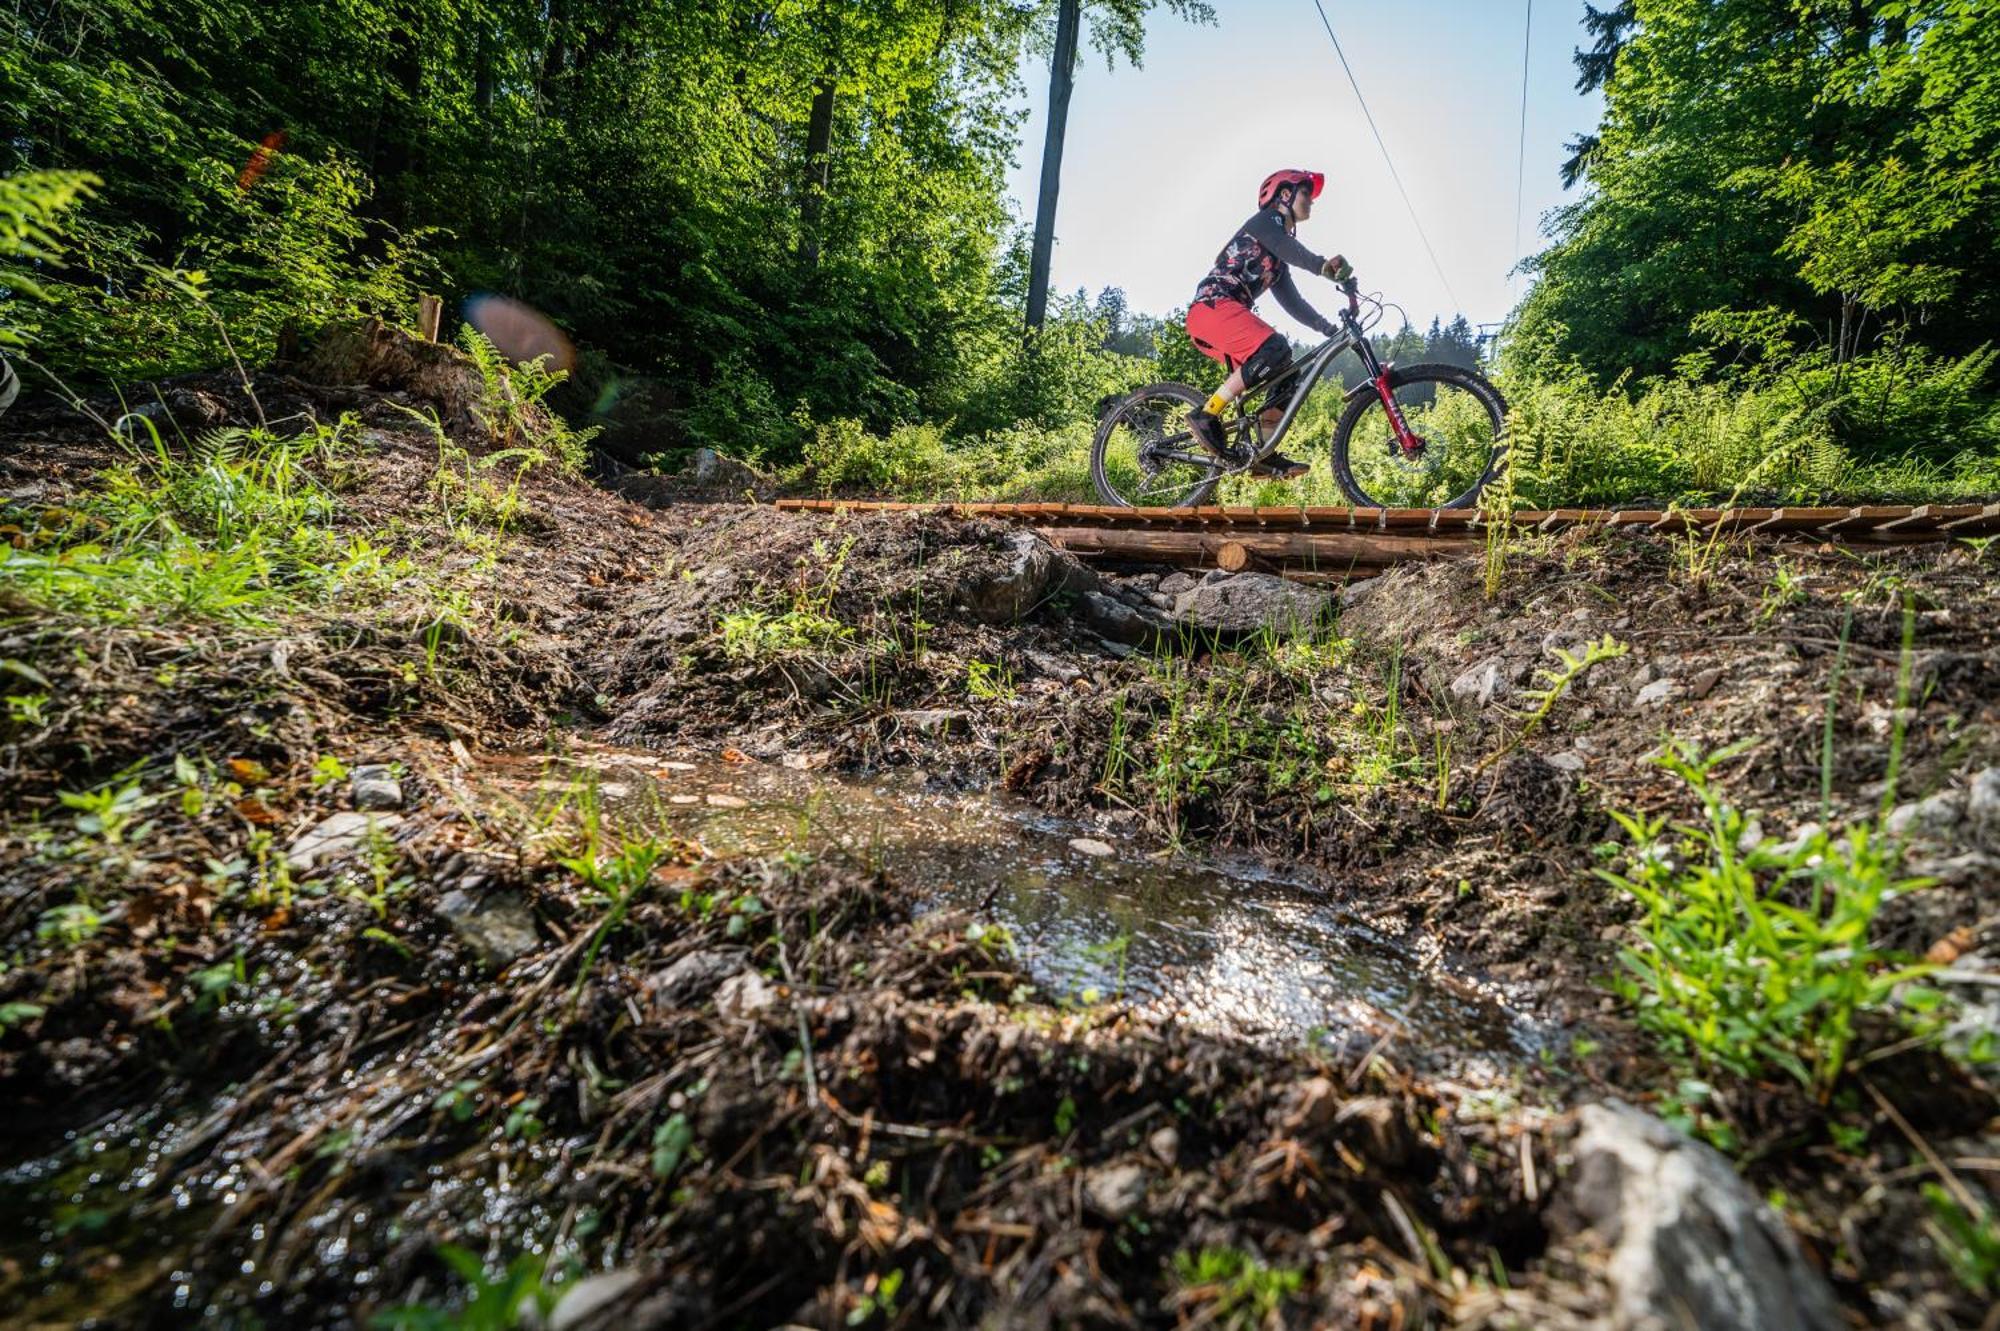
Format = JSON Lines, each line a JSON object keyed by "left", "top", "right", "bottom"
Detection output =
{"left": 799, "top": 74, "right": 837, "bottom": 267}
{"left": 475, "top": 24, "right": 495, "bottom": 113}
{"left": 1025, "top": 0, "right": 1080, "bottom": 333}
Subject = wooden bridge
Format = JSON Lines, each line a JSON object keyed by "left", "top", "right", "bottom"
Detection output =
{"left": 773, "top": 499, "right": 2000, "bottom": 580}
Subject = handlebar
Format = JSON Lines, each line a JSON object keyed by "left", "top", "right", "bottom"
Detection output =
{"left": 1341, "top": 276, "right": 1361, "bottom": 318}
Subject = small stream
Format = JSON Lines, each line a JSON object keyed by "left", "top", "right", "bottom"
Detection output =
{"left": 488, "top": 747, "right": 1540, "bottom": 1058}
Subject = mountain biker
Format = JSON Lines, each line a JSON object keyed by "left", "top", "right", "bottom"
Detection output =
{"left": 1184, "top": 169, "right": 1353, "bottom": 480}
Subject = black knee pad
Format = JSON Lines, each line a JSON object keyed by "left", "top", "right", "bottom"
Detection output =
{"left": 1243, "top": 334, "right": 1296, "bottom": 408}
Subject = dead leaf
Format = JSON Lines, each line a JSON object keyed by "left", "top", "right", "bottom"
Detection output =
{"left": 720, "top": 747, "right": 753, "bottom": 764}
{"left": 235, "top": 796, "right": 283, "bottom": 826}
{"left": 1926, "top": 926, "right": 1975, "bottom": 966}
{"left": 228, "top": 758, "right": 272, "bottom": 784}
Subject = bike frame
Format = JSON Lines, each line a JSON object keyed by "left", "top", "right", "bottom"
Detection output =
{"left": 1148, "top": 295, "right": 1426, "bottom": 475}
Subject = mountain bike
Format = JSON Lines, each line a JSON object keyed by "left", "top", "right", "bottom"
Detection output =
{"left": 1090, "top": 280, "right": 1508, "bottom": 510}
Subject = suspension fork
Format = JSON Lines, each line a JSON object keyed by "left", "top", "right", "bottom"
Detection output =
{"left": 1352, "top": 333, "right": 1424, "bottom": 455}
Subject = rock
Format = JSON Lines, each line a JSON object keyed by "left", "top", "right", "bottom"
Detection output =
{"left": 1082, "top": 1163, "right": 1148, "bottom": 1223}
{"left": 682, "top": 447, "right": 768, "bottom": 496}
{"left": 1449, "top": 657, "right": 1510, "bottom": 708}
{"left": 349, "top": 764, "right": 403, "bottom": 810}
{"left": 960, "top": 530, "right": 1056, "bottom": 624}
{"left": 1635, "top": 677, "right": 1677, "bottom": 708}
{"left": 546, "top": 1268, "right": 646, "bottom": 1331}
{"left": 1546, "top": 751, "right": 1586, "bottom": 773}
{"left": 1025, "top": 650, "right": 1083, "bottom": 683}
{"left": 1148, "top": 1125, "right": 1180, "bottom": 1167}
{"left": 286, "top": 811, "right": 403, "bottom": 872}
{"left": 1966, "top": 768, "right": 2000, "bottom": 847}
{"left": 1339, "top": 575, "right": 1385, "bottom": 609}
{"left": 896, "top": 708, "right": 970, "bottom": 737}
{"left": 1278, "top": 1076, "right": 1341, "bottom": 1133}
{"left": 644, "top": 948, "right": 748, "bottom": 1008}
{"left": 1157, "top": 571, "right": 1198, "bottom": 596}
{"left": 1564, "top": 1100, "right": 1841, "bottom": 1331}
{"left": 436, "top": 889, "right": 540, "bottom": 970}
{"left": 716, "top": 970, "right": 777, "bottom": 1020}
{"left": 1688, "top": 666, "right": 1726, "bottom": 699}
{"left": 1772, "top": 822, "right": 1822, "bottom": 858}
{"left": 1079, "top": 590, "right": 1164, "bottom": 647}
{"left": 1067, "top": 837, "right": 1114, "bottom": 858}
{"left": 1172, "top": 573, "right": 1332, "bottom": 635}
{"left": 1885, "top": 790, "right": 1964, "bottom": 840}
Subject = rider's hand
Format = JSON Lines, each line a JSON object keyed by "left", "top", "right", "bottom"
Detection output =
{"left": 1321, "top": 254, "right": 1354, "bottom": 283}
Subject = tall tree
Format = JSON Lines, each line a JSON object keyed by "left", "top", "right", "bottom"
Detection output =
{"left": 1517, "top": 0, "right": 2000, "bottom": 383}
{"left": 1024, "top": 0, "right": 1080, "bottom": 333}
{"left": 1021, "top": 0, "right": 1214, "bottom": 333}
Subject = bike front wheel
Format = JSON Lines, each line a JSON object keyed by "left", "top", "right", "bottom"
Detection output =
{"left": 1090, "top": 382, "right": 1228, "bottom": 509}
{"left": 1330, "top": 363, "right": 1507, "bottom": 510}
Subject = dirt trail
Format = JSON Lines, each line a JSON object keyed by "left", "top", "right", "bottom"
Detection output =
{"left": 1, "top": 355, "right": 1995, "bottom": 1327}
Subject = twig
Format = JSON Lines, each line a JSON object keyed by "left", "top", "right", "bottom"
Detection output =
{"left": 774, "top": 932, "right": 819, "bottom": 1112}
{"left": 1861, "top": 1075, "right": 1981, "bottom": 1215}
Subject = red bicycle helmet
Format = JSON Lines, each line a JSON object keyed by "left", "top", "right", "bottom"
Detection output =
{"left": 1258, "top": 168, "right": 1325, "bottom": 210}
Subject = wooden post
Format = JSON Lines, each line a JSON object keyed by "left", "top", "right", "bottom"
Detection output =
{"left": 417, "top": 294, "right": 443, "bottom": 343}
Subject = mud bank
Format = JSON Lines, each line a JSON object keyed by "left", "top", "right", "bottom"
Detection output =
{"left": 2, "top": 360, "right": 1995, "bottom": 1327}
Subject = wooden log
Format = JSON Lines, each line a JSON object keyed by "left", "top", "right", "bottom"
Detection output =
{"left": 1214, "top": 540, "right": 1265, "bottom": 573}
{"left": 417, "top": 293, "right": 443, "bottom": 343}
{"left": 1033, "top": 524, "right": 1480, "bottom": 570}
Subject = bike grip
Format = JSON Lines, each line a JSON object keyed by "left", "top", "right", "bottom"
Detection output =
{"left": 1341, "top": 276, "right": 1360, "bottom": 315}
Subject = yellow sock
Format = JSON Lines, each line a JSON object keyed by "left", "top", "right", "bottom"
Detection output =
{"left": 1203, "top": 391, "right": 1230, "bottom": 415}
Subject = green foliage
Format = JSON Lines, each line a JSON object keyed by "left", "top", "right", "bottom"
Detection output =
{"left": 1495, "top": 334, "right": 2000, "bottom": 506}
{"left": 1602, "top": 739, "right": 1935, "bottom": 1103}
{"left": 1924, "top": 1183, "right": 2000, "bottom": 1299}
{"left": 0, "top": 169, "right": 98, "bottom": 346}
{"left": 1474, "top": 635, "right": 1629, "bottom": 777}
{"left": 1519, "top": 0, "right": 2000, "bottom": 383}
{"left": 458, "top": 328, "right": 597, "bottom": 473}
{"left": 370, "top": 1245, "right": 564, "bottom": 1331}
{"left": 1170, "top": 1248, "right": 1303, "bottom": 1328}
{"left": 0, "top": 420, "right": 409, "bottom": 625}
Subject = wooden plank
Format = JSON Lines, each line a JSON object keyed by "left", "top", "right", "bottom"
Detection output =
{"left": 1940, "top": 502, "right": 2000, "bottom": 533}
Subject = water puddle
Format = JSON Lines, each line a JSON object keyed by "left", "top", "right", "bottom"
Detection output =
{"left": 483, "top": 748, "right": 1540, "bottom": 1056}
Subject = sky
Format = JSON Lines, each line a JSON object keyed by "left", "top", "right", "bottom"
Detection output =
{"left": 1000, "top": 0, "right": 1606, "bottom": 339}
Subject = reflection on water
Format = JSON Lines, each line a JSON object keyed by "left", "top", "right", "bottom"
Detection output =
{"left": 484, "top": 748, "right": 1537, "bottom": 1055}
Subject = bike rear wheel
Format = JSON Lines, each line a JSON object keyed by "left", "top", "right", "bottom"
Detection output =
{"left": 1091, "top": 382, "right": 1228, "bottom": 509}
{"left": 1330, "top": 363, "right": 1507, "bottom": 510}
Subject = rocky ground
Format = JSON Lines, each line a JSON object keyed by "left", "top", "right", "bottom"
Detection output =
{"left": 0, "top": 336, "right": 1995, "bottom": 1328}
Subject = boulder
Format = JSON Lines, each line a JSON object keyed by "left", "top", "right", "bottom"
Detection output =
{"left": 680, "top": 447, "right": 769, "bottom": 497}
{"left": 1171, "top": 572, "right": 1332, "bottom": 635}
{"left": 959, "top": 530, "right": 1057, "bottom": 624}
{"left": 1079, "top": 590, "right": 1167, "bottom": 647}
{"left": 1562, "top": 1100, "right": 1840, "bottom": 1331}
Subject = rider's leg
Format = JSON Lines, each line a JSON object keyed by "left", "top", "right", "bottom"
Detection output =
{"left": 1241, "top": 334, "right": 1309, "bottom": 479}
{"left": 1183, "top": 300, "right": 1278, "bottom": 461}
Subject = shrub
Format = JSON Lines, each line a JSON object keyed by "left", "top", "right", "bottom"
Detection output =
{"left": 1602, "top": 738, "right": 1935, "bottom": 1105}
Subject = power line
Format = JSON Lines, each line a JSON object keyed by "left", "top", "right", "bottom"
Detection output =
{"left": 1306, "top": 0, "right": 1464, "bottom": 315}
{"left": 1512, "top": 0, "right": 1534, "bottom": 294}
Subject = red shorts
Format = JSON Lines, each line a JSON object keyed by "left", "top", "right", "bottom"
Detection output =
{"left": 1185, "top": 298, "right": 1276, "bottom": 370}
